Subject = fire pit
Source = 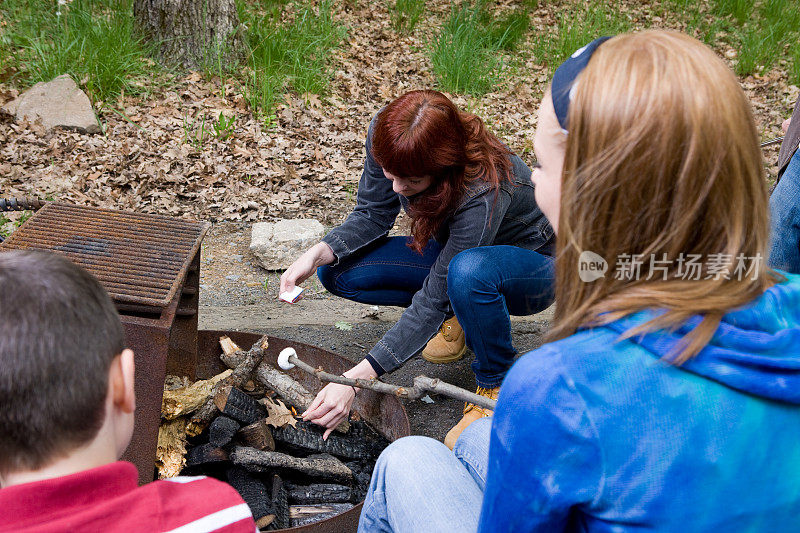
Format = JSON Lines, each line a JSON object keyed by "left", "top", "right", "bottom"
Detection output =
{"left": 0, "top": 203, "right": 411, "bottom": 532}
{"left": 194, "top": 330, "right": 411, "bottom": 532}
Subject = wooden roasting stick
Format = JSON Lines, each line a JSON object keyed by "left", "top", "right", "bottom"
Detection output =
{"left": 187, "top": 336, "right": 268, "bottom": 436}
{"left": 219, "top": 336, "right": 350, "bottom": 433}
{"left": 278, "top": 348, "right": 498, "bottom": 411}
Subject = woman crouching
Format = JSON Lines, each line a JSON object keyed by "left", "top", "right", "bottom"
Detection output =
{"left": 282, "top": 90, "right": 556, "bottom": 445}
{"left": 358, "top": 30, "right": 800, "bottom": 533}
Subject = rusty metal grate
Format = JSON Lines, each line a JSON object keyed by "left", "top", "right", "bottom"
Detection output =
{"left": 0, "top": 203, "right": 209, "bottom": 308}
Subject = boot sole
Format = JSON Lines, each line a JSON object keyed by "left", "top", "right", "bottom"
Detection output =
{"left": 421, "top": 343, "right": 467, "bottom": 364}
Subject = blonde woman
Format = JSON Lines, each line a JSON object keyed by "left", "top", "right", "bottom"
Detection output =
{"left": 358, "top": 30, "right": 800, "bottom": 533}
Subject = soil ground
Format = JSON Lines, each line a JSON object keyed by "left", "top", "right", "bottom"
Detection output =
{"left": 198, "top": 221, "right": 552, "bottom": 440}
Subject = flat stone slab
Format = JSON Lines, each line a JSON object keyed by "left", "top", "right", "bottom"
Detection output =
{"left": 2, "top": 75, "right": 100, "bottom": 134}
{"left": 250, "top": 219, "right": 325, "bottom": 270}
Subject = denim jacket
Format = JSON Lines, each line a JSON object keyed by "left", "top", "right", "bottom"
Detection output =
{"left": 322, "top": 114, "right": 554, "bottom": 375}
{"left": 778, "top": 97, "right": 800, "bottom": 180}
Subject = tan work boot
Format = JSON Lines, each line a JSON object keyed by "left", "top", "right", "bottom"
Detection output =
{"left": 422, "top": 316, "right": 467, "bottom": 363}
{"left": 443, "top": 386, "right": 500, "bottom": 450}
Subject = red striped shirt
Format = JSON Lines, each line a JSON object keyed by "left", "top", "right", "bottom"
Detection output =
{"left": 0, "top": 462, "right": 257, "bottom": 533}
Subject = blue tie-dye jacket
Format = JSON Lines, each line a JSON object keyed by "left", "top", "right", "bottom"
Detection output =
{"left": 480, "top": 272, "right": 800, "bottom": 532}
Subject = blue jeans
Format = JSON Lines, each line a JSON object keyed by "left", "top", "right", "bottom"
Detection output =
{"left": 318, "top": 238, "right": 555, "bottom": 386}
{"left": 447, "top": 246, "right": 554, "bottom": 387}
{"left": 769, "top": 148, "right": 800, "bottom": 274}
{"left": 357, "top": 417, "right": 491, "bottom": 533}
{"left": 318, "top": 237, "right": 443, "bottom": 307}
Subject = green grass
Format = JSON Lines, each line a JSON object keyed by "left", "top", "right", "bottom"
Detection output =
{"left": 531, "top": 1, "right": 631, "bottom": 70}
{"left": 0, "top": 213, "right": 10, "bottom": 239}
{"left": 790, "top": 42, "right": 800, "bottom": 86}
{"left": 431, "top": 4, "right": 501, "bottom": 95}
{"left": 430, "top": 2, "right": 531, "bottom": 96}
{"left": 0, "top": 210, "right": 32, "bottom": 239}
{"left": 391, "top": 0, "right": 425, "bottom": 34}
{"left": 732, "top": 0, "right": 800, "bottom": 76}
{"left": 239, "top": 0, "right": 346, "bottom": 119}
{"left": 1, "top": 0, "right": 345, "bottom": 121}
{"left": 713, "top": 0, "right": 756, "bottom": 24}
{"left": 484, "top": 8, "right": 530, "bottom": 51}
{"left": 0, "top": 0, "right": 156, "bottom": 103}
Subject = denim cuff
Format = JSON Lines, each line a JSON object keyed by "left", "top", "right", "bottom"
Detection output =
{"left": 365, "top": 354, "right": 386, "bottom": 377}
{"left": 474, "top": 375, "right": 505, "bottom": 388}
{"left": 321, "top": 233, "right": 349, "bottom": 267}
{"left": 368, "top": 340, "right": 402, "bottom": 375}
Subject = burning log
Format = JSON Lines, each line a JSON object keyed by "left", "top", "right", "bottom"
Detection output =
{"left": 214, "top": 386, "right": 266, "bottom": 425}
{"left": 272, "top": 420, "right": 379, "bottom": 460}
{"left": 285, "top": 482, "right": 353, "bottom": 505}
{"left": 289, "top": 504, "right": 355, "bottom": 527}
{"left": 156, "top": 417, "right": 188, "bottom": 478}
{"left": 187, "top": 336, "right": 267, "bottom": 436}
{"left": 208, "top": 416, "right": 240, "bottom": 448}
{"left": 219, "top": 336, "right": 349, "bottom": 433}
{"left": 238, "top": 419, "right": 276, "bottom": 451}
{"left": 162, "top": 370, "right": 232, "bottom": 419}
{"left": 231, "top": 447, "right": 353, "bottom": 484}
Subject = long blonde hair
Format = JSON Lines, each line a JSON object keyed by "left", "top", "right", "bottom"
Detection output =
{"left": 550, "top": 30, "right": 778, "bottom": 362}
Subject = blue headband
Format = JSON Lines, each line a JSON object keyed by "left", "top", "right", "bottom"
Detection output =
{"left": 551, "top": 36, "right": 611, "bottom": 132}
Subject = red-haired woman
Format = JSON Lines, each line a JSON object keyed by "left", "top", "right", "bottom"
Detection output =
{"left": 280, "top": 90, "right": 554, "bottom": 445}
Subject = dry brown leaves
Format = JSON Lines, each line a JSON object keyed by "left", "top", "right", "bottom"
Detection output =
{"left": 0, "top": 0, "right": 796, "bottom": 223}
{"left": 259, "top": 396, "right": 298, "bottom": 428}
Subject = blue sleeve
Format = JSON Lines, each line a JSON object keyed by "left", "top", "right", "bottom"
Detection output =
{"left": 478, "top": 346, "right": 604, "bottom": 532}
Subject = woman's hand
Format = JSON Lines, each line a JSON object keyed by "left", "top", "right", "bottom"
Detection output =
{"left": 280, "top": 242, "right": 335, "bottom": 294}
{"left": 302, "top": 359, "right": 378, "bottom": 439}
{"left": 302, "top": 383, "right": 356, "bottom": 439}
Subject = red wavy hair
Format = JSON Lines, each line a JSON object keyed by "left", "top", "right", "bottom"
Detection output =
{"left": 371, "top": 90, "right": 512, "bottom": 253}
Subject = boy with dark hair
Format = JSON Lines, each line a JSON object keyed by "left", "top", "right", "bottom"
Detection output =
{"left": 0, "top": 250, "right": 257, "bottom": 532}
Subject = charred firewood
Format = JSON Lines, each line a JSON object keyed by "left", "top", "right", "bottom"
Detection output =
{"left": 238, "top": 420, "right": 276, "bottom": 451}
{"left": 185, "top": 443, "right": 229, "bottom": 468}
{"left": 214, "top": 386, "right": 266, "bottom": 425}
{"left": 209, "top": 416, "right": 240, "bottom": 448}
{"left": 265, "top": 474, "right": 290, "bottom": 531}
{"left": 231, "top": 447, "right": 353, "bottom": 484}
{"left": 345, "top": 460, "right": 374, "bottom": 502}
{"left": 187, "top": 336, "right": 268, "bottom": 436}
{"left": 289, "top": 503, "right": 355, "bottom": 527}
{"left": 225, "top": 466, "right": 271, "bottom": 525}
{"left": 272, "top": 420, "right": 378, "bottom": 460}
{"left": 220, "top": 337, "right": 349, "bottom": 433}
{"left": 285, "top": 482, "right": 353, "bottom": 504}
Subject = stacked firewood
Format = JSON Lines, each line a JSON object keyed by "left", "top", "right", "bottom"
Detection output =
{"left": 157, "top": 336, "right": 389, "bottom": 530}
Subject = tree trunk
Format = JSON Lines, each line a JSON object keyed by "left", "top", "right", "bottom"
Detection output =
{"left": 133, "top": 0, "right": 244, "bottom": 69}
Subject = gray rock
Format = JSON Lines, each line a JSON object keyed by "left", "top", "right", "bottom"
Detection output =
{"left": 250, "top": 219, "right": 325, "bottom": 271}
{"left": 2, "top": 75, "right": 100, "bottom": 134}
